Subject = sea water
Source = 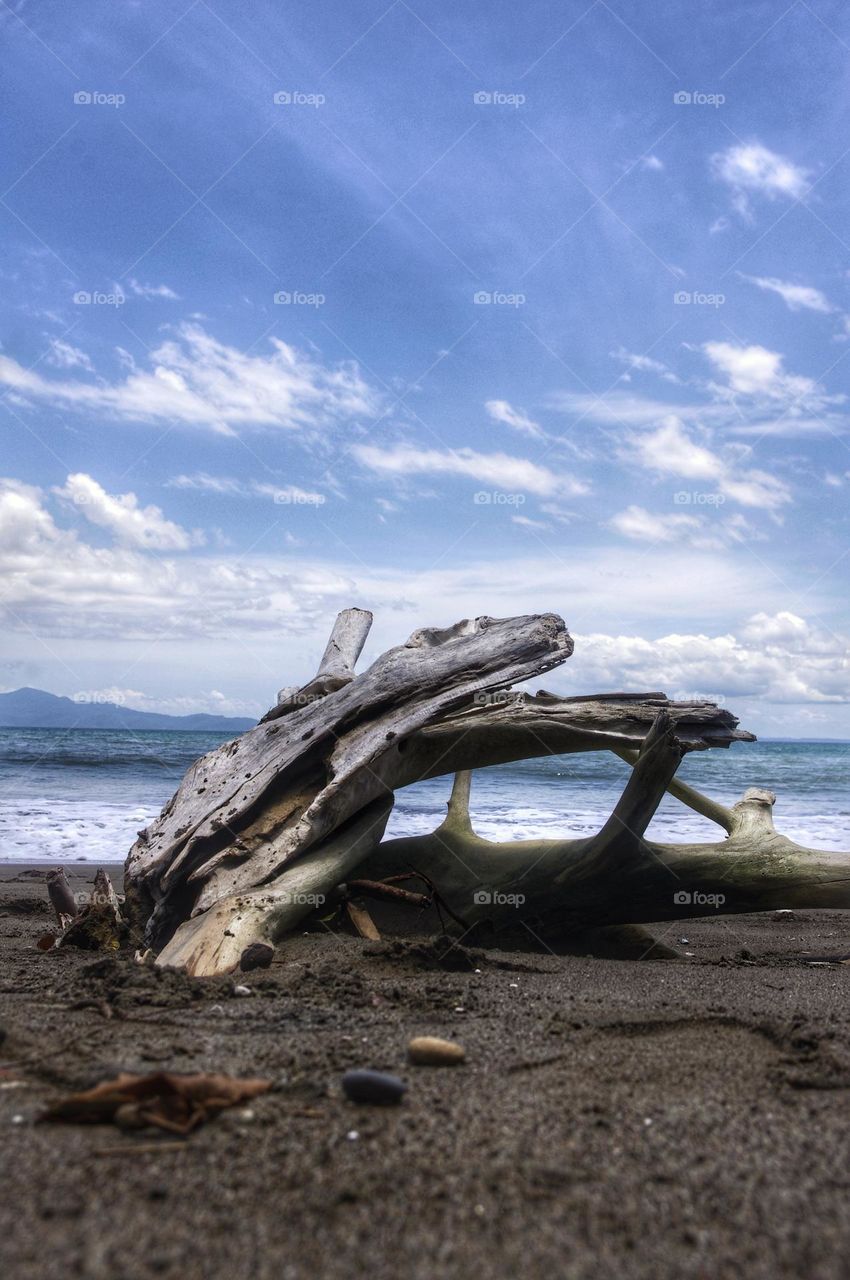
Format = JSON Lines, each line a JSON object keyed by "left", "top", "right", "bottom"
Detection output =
{"left": 0, "top": 728, "right": 847, "bottom": 863}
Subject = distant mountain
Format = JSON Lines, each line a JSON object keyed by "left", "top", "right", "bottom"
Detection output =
{"left": 0, "top": 687, "right": 256, "bottom": 733}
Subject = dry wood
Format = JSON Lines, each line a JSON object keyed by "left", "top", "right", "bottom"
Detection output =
{"left": 345, "top": 900, "right": 382, "bottom": 940}
{"left": 120, "top": 607, "right": 822, "bottom": 978}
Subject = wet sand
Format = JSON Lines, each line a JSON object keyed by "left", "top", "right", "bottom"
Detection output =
{"left": 2, "top": 863, "right": 849, "bottom": 1280}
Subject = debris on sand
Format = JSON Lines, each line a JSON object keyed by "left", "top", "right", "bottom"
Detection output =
{"left": 41, "top": 1071, "right": 272, "bottom": 1134}
{"left": 46, "top": 868, "right": 77, "bottom": 928}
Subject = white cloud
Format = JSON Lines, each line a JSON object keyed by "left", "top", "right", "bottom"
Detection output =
{"left": 550, "top": 389, "right": 710, "bottom": 427}
{"left": 1, "top": 478, "right": 804, "bottom": 648}
{"left": 54, "top": 473, "right": 202, "bottom": 550}
{"left": 46, "top": 338, "right": 95, "bottom": 372}
{"left": 167, "top": 473, "right": 249, "bottom": 495}
{"left": 629, "top": 415, "right": 790, "bottom": 511}
{"left": 632, "top": 415, "right": 719, "bottom": 480}
{"left": 740, "top": 274, "right": 833, "bottom": 314}
{"left": 166, "top": 473, "right": 326, "bottom": 505}
{"left": 711, "top": 142, "right": 810, "bottom": 219}
{"left": 352, "top": 443, "right": 587, "bottom": 498}
{"left": 485, "top": 399, "right": 544, "bottom": 439}
{"left": 610, "top": 505, "right": 701, "bottom": 543}
{"left": 610, "top": 505, "right": 759, "bottom": 551}
{"left": 511, "top": 514, "right": 549, "bottom": 530}
{"left": 571, "top": 614, "right": 850, "bottom": 705}
{"left": 553, "top": 343, "right": 846, "bottom": 442}
{"left": 0, "top": 323, "right": 380, "bottom": 436}
{"left": 610, "top": 347, "right": 673, "bottom": 378}
{"left": 125, "top": 279, "right": 180, "bottom": 300}
{"left": 642, "top": 155, "right": 664, "bottom": 171}
{"left": 70, "top": 685, "right": 257, "bottom": 717}
{"left": 703, "top": 341, "right": 818, "bottom": 400}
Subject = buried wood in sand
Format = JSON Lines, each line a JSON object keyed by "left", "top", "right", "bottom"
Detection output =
{"left": 109, "top": 608, "right": 850, "bottom": 976}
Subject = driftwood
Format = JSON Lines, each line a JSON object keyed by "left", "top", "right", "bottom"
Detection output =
{"left": 121, "top": 609, "right": 847, "bottom": 976}
{"left": 360, "top": 721, "right": 850, "bottom": 943}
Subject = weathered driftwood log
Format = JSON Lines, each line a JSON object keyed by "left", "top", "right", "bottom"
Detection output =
{"left": 359, "top": 723, "right": 850, "bottom": 942}
{"left": 124, "top": 610, "right": 754, "bottom": 974}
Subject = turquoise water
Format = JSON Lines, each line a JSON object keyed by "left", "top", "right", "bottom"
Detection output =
{"left": 0, "top": 729, "right": 847, "bottom": 863}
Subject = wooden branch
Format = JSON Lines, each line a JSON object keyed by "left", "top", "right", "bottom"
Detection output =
{"left": 266, "top": 608, "right": 373, "bottom": 720}
{"left": 591, "top": 712, "right": 682, "bottom": 862}
{"left": 614, "top": 745, "right": 735, "bottom": 834}
{"left": 443, "top": 770, "right": 473, "bottom": 835}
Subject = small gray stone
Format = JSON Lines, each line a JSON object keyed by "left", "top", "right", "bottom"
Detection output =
{"left": 342, "top": 1069, "right": 407, "bottom": 1105}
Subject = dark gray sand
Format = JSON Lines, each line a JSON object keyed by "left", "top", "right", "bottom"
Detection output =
{"left": 1, "top": 864, "right": 849, "bottom": 1280}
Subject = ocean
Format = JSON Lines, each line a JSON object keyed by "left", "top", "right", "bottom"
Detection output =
{"left": 0, "top": 728, "right": 848, "bottom": 865}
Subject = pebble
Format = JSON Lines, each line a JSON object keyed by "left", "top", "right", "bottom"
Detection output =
{"left": 407, "top": 1036, "right": 466, "bottom": 1067}
{"left": 115, "top": 1103, "right": 147, "bottom": 1131}
{"left": 240, "top": 942, "right": 275, "bottom": 972}
{"left": 233, "top": 984, "right": 252, "bottom": 997}
{"left": 342, "top": 1069, "right": 407, "bottom": 1106}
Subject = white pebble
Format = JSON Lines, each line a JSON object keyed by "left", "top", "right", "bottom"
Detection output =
{"left": 346, "top": 1130, "right": 359, "bottom": 1141}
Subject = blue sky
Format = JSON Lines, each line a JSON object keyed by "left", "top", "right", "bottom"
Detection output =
{"left": 1, "top": 0, "right": 849, "bottom": 734}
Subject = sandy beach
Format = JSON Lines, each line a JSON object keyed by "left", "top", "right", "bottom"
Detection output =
{"left": 2, "top": 863, "right": 849, "bottom": 1280}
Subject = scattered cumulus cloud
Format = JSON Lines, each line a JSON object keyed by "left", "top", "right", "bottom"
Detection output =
{"left": 125, "top": 279, "right": 180, "bottom": 300}
{"left": 351, "top": 443, "right": 588, "bottom": 498}
{"left": 711, "top": 142, "right": 810, "bottom": 220}
{"left": 739, "top": 274, "right": 833, "bottom": 314}
{"left": 628, "top": 415, "right": 790, "bottom": 511}
{"left": 703, "top": 341, "right": 819, "bottom": 401}
{"left": 0, "top": 324, "right": 380, "bottom": 436}
{"left": 485, "top": 398, "right": 544, "bottom": 439}
{"left": 46, "top": 339, "right": 95, "bottom": 372}
{"left": 55, "top": 473, "right": 203, "bottom": 550}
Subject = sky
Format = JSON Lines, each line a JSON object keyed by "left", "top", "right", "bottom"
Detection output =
{"left": 1, "top": 0, "right": 849, "bottom": 735}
